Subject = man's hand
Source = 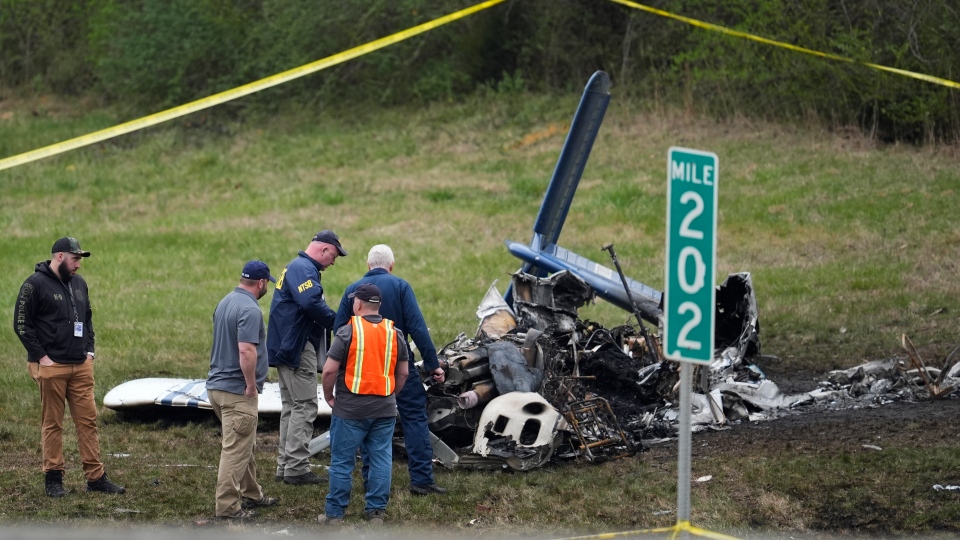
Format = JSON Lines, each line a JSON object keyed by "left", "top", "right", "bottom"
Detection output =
{"left": 27, "top": 362, "right": 40, "bottom": 383}
{"left": 430, "top": 367, "right": 445, "bottom": 384}
{"left": 244, "top": 384, "right": 257, "bottom": 399}
{"left": 321, "top": 357, "right": 339, "bottom": 411}
{"left": 38, "top": 355, "right": 54, "bottom": 367}
{"left": 86, "top": 353, "right": 95, "bottom": 364}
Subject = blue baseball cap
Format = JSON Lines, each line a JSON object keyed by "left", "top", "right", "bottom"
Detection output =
{"left": 241, "top": 260, "right": 276, "bottom": 283}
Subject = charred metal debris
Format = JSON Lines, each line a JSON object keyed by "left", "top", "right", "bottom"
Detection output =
{"left": 423, "top": 270, "right": 765, "bottom": 470}
{"left": 815, "top": 336, "right": 960, "bottom": 406}
{"left": 420, "top": 268, "right": 960, "bottom": 472}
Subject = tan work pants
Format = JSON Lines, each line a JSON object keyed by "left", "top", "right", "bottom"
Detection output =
{"left": 37, "top": 361, "right": 104, "bottom": 481}
{"left": 208, "top": 389, "right": 263, "bottom": 517}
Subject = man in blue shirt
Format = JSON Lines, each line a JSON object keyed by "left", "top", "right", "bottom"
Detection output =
{"left": 267, "top": 230, "right": 347, "bottom": 485}
{"left": 334, "top": 244, "right": 447, "bottom": 496}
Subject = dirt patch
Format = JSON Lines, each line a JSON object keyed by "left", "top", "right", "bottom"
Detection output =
{"left": 683, "top": 396, "right": 960, "bottom": 457}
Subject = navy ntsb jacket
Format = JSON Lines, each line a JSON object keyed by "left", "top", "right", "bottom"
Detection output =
{"left": 267, "top": 251, "right": 336, "bottom": 369}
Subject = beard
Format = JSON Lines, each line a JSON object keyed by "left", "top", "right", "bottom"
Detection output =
{"left": 56, "top": 262, "right": 74, "bottom": 283}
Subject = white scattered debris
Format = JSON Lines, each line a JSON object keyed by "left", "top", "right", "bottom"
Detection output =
{"left": 862, "top": 444, "right": 882, "bottom": 451}
{"left": 696, "top": 475, "right": 713, "bottom": 483}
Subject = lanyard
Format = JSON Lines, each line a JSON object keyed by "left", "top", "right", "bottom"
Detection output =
{"left": 67, "top": 283, "right": 79, "bottom": 323}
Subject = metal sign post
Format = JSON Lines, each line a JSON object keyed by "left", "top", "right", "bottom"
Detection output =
{"left": 664, "top": 147, "right": 718, "bottom": 529}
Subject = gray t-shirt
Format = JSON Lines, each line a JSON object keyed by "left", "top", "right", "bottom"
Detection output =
{"left": 207, "top": 287, "right": 268, "bottom": 395}
{"left": 328, "top": 314, "right": 408, "bottom": 420}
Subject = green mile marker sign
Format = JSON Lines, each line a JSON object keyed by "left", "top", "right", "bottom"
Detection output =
{"left": 664, "top": 147, "right": 718, "bottom": 364}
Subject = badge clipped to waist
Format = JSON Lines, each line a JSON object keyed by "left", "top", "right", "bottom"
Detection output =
{"left": 74, "top": 322, "right": 83, "bottom": 338}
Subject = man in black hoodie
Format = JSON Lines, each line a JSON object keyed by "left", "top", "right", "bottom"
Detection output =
{"left": 14, "top": 237, "right": 125, "bottom": 498}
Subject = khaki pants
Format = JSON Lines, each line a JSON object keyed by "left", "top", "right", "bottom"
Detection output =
{"left": 208, "top": 389, "right": 263, "bottom": 517}
{"left": 276, "top": 341, "right": 319, "bottom": 478}
{"left": 38, "top": 361, "right": 104, "bottom": 481}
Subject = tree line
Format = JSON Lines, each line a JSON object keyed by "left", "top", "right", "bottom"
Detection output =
{"left": 2, "top": 0, "right": 958, "bottom": 142}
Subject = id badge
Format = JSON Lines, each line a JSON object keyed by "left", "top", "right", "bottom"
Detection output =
{"left": 74, "top": 322, "right": 83, "bottom": 338}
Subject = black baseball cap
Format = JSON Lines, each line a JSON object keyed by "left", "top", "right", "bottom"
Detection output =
{"left": 312, "top": 230, "right": 347, "bottom": 256}
{"left": 349, "top": 283, "right": 381, "bottom": 304}
{"left": 241, "top": 260, "right": 276, "bottom": 283}
{"left": 51, "top": 237, "right": 90, "bottom": 257}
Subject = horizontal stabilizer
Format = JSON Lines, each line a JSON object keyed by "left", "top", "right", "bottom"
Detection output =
{"left": 505, "top": 241, "right": 662, "bottom": 324}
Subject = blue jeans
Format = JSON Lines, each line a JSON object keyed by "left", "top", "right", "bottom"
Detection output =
{"left": 395, "top": 371, "right": 435, "bottom": 486}
{"left": 362, "top": 365, "right": 435, "bottom": 487}
{"left": 325, "top": 415, "right": 395, "bottom": 518}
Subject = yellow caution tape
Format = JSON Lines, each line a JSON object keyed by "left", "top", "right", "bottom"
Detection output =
{"left": 609, "top": 0, "right": 960, "bottom": 91}
{"left": 552, "top": 520, "right": 742, "bottom": 540}
{"left": 0, "top": 0, "right": 506, "bottom": 172}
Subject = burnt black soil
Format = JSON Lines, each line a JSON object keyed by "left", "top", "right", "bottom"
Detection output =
{"left": 688, "top": 395, "right": 960, "bottom": 455}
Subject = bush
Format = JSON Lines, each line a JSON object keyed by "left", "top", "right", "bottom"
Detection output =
{"left": 2, "top": 0, "right": 958, "bottom": 141}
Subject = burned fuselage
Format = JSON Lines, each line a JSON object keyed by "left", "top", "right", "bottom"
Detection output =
{"left": 422, "top": 269, "right": 766, "bottom": 471}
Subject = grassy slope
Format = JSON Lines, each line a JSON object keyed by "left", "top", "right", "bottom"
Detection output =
{"left": 0, "top": 91, "right": 958, "bottom": 534}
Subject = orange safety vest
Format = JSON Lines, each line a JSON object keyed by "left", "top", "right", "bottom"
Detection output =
{"left": 344, "top": 316, "right": 399, "bottom": 396}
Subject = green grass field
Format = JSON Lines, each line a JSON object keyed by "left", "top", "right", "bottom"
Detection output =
{"left": 1, "top": 90, "right": 958, "bottom": 535}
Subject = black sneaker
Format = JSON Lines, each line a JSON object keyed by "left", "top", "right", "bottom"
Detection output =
{"left": 283, "top": 471, "right": 326, "bottom": 485}
{"left": 410, "top": 483, "right": 447, "bottom": 496}
{"left": 87, "top": 473, "right": 126, "bottom": 494}
{"left": 44, "top": 470, "right": 66, "bottom": 498}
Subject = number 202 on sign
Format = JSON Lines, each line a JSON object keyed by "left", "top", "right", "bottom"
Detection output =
{"left": 664, "top": 147, "right": 718, "bottom": 364}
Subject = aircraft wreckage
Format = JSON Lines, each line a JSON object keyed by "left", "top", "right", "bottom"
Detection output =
{"left": 418, "top": 70, "right": 769, "bottom": 470}
{"left": 416, "top": 70, "right": 960, "bottom": 470}
{"left": 421, "top": 269, "right": 765, "bottom": 470}
{"left": 424, "top": 266, "right": 960, "bottom": 470}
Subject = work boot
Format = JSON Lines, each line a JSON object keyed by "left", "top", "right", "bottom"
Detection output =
{"left": 87, "top": 473, "right": 126, "bottom": 494}
{"left": 317, "top": 514, "right": 344, "bottom": 526}
{"left": 44, "top": 470, "right": 67, "bottom": 498}
{"left": 410, "top": 483, "right": 447, "bottom": 496}
{"left": 366, "top": 508, "right": 386, "bottom": 525}
{"left": 283, "top": 471, "right": 326, "bottom": 485}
